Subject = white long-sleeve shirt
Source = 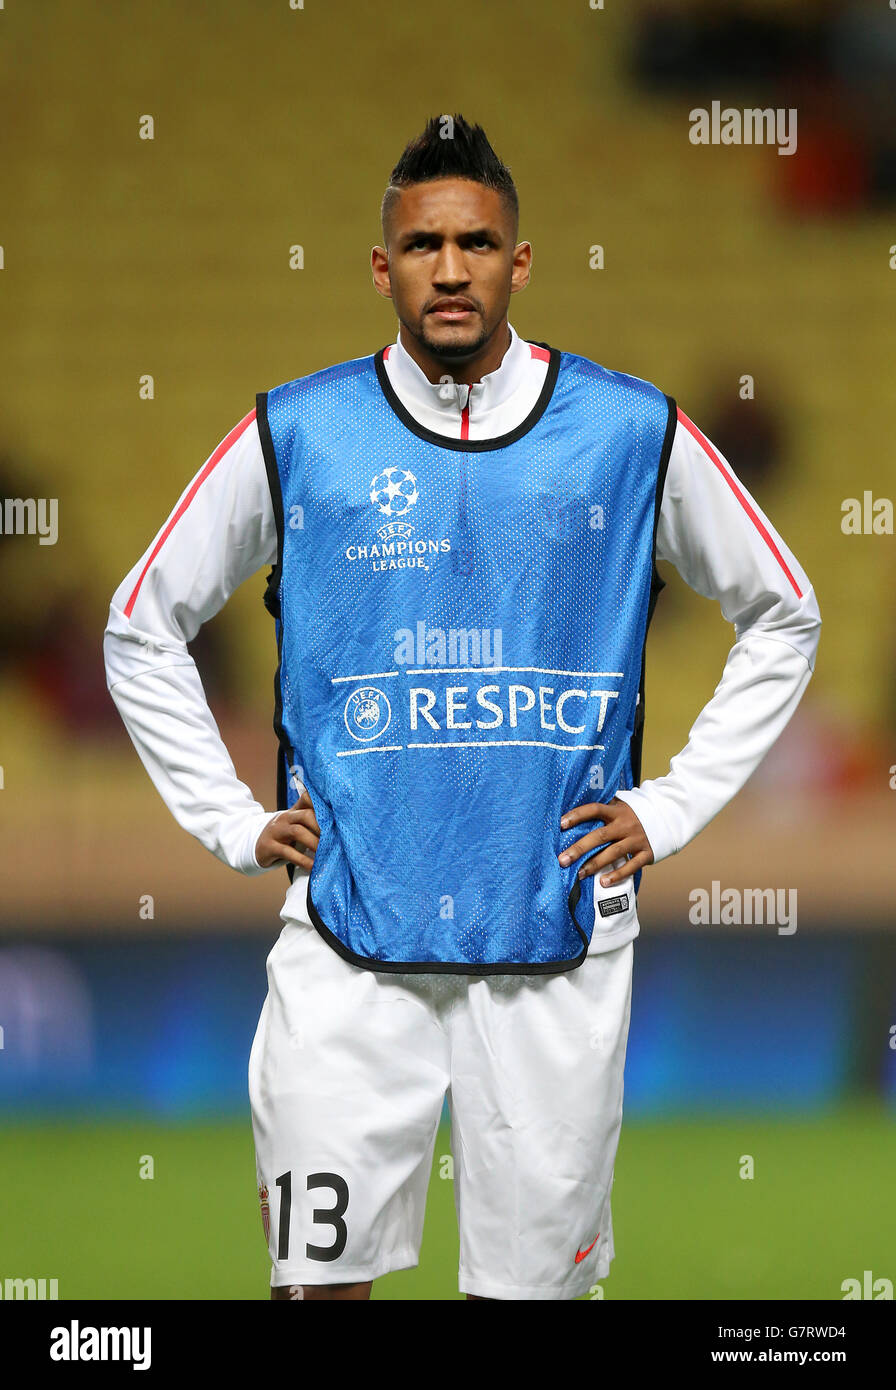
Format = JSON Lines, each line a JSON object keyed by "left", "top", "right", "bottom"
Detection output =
{"left": 103, "top": 324, "right": 821, "bottom": 927}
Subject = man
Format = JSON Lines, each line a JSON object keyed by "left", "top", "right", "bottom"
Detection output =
{"left": 103, "top": 116, "right": 821, "bottom": 1300}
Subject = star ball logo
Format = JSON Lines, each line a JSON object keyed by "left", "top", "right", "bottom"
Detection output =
{"left": 344, "top": 686, "right": 392, "bottom": 742}
{"left": 344, "top": 466, "right": 451, "bottom": 572}
{"left": 370, "top": 466, "right": 419, "bottom": 517}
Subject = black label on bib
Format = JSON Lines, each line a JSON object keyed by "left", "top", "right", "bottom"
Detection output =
{"left": 598, "top": 894, "right": 629, "bottom": 918}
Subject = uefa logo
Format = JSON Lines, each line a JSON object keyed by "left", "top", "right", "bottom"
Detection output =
{"left": 370, "top": 466, "right": 419, "bottom": 517}
{"left": 344, "top": 685, "right": 392, "bottom": 742}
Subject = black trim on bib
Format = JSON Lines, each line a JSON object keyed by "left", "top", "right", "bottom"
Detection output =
{"left": 630, "top": 393, "right": 677, "bottom": 788}
{"left": 256, "top": 392, "right": 284, "bottom": 622}
{"left": 256, "top": 390, "right": 296, "bottom": 867}
{"left": 306, "top": 877, "right": 590, "bottom": 977}
{"left": 373, "top": 342, "right": 562, "bottom": 452}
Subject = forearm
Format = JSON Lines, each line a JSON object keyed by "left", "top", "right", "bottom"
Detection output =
{"left": 106, "top": 653, "right": 281, "bottom": 875}
{"left": 616, "top": 634, "right": 812, "bottom": 862}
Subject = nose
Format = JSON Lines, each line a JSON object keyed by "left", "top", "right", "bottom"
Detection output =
{"left": 432, "top": 243, "right": 470, "bottom": 289}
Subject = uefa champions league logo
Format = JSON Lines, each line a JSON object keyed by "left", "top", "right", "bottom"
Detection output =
{"left": 345, "top": 466, "right": 447, "bottom": 571}
{"left": 344, "top": 685, "right": 392, "bottom": 742}
{"left": 370, "top": 466, "right": 419, "bottom": 518}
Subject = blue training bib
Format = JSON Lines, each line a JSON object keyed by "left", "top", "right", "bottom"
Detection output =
{"left": 257, "top": 343, "right": 675, "bottom": 973}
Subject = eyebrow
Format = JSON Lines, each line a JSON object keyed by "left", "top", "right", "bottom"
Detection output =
{"left": 400, "top": 227, "right": 500, "bottom": 244}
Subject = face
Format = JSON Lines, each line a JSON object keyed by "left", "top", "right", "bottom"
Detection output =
{"left": 371, "top": 178, "right": 531, "bottom": 366}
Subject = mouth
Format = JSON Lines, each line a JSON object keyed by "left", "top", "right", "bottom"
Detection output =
{"left": 428, "top": 301, "right": 477, "bottom": 323}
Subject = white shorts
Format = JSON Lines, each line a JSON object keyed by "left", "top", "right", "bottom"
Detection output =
{"left": 248, "top": 920, "right": 634, "bottom": 1300}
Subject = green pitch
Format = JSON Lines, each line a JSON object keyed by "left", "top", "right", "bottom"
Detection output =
{"left": 0, "top": 1104, "right": 891, "bottom": 1300}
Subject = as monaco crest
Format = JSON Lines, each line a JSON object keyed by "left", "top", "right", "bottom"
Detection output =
{"left": 259, "top": 1183, "right": 271, "bottom": 1244}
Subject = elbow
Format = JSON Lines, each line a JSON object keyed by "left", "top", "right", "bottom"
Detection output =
{"left": 805, "top": 595, "right": 822, "bottom": 674}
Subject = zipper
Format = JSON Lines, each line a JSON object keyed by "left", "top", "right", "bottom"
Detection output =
{"left": 455, "top": 386, "right": 471, "bottom": 568}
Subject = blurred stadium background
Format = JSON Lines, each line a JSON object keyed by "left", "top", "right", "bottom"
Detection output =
{"left": 0, "top": 0, "right": 893, "bottom": 1299}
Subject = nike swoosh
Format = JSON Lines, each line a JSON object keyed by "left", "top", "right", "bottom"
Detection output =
{"left": 574, "top": 1232, "right": 600, "bottom": 1264}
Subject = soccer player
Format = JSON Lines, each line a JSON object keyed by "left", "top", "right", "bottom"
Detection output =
{"left": 103, "top": 116, "right": 821, "bottom": 1301}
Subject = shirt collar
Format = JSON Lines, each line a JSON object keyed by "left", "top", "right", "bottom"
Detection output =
{"left": 386, "top": 322, "right": 531, "bottom": 425}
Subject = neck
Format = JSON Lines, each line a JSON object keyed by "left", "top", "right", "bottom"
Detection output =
{"left": 397, "top": 320, "right": 511, "bottom": 386}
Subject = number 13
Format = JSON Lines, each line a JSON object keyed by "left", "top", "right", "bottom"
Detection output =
{"left": 275, "top": 1171, "right": 349, "bottom": 1262}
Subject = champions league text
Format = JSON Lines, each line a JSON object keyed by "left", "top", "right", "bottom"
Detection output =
{"left": 346, "top": 536, "right": 451, "bottom": 571}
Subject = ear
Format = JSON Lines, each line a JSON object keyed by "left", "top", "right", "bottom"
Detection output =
{"left": 371, "top": 245, "right": 392, "bottom": 300}
{"left": 510, "top": 241, "right": 532, "bottom": 294}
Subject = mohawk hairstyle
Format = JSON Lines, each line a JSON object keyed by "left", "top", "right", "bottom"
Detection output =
{"left": 381, "top": 114, "right": 519, "bottom": 242}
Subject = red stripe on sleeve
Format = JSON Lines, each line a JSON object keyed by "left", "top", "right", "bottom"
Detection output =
{"left": 529, "top": 344, "right": 551, "bottom": 362}
{"left": 123, "top": 408, "right": 257, "bottom": 619}
{"left": 676, "top": 408, "right": 803, "bottom": 599}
